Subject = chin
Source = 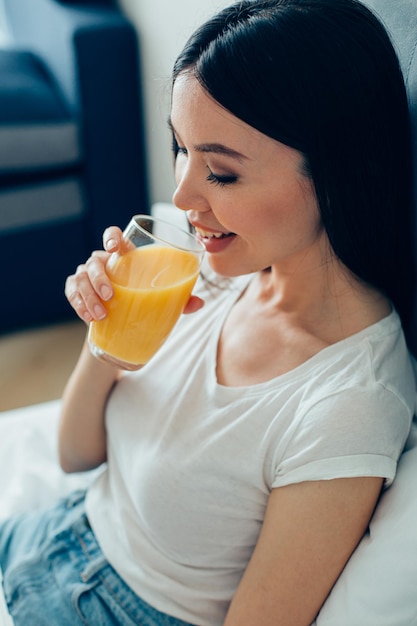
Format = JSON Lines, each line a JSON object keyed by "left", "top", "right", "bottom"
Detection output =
{"left": 207, "top": 255, "right": 257, "bottom": 278}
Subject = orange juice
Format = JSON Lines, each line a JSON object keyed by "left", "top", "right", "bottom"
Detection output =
{"left": 89, "top": 245, "right": 200, "bottom": 367}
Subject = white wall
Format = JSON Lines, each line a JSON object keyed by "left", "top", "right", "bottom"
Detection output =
{"left": 119, "top": 0, "right": 232, "bottom": 206}
{"left": 0, "top": 0, "right": 10, "bottom": 45}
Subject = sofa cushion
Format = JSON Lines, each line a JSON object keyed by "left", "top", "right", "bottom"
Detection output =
{"left": 0, "top": 49, "right": 81, "bottom": 172}
{"left": 315, "top": 417, "right": 417, "bottom": 626}
{"left": 0, "top": 177, "right": 85, "bottom": 233}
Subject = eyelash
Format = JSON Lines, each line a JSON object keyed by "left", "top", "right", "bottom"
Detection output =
{"left": 172, "top": 135, "right": 237, "bottom": 187}
{"left": 206, "top": 169, "right": 237, "bottom": 187}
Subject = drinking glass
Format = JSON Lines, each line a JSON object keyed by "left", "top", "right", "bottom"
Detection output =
{"left": 88, "top": 214, "right": 205, "bottom": 370}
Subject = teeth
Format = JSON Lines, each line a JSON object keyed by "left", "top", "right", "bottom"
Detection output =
{"left": 196, "top": 228, "right": 227, "bottom": 239}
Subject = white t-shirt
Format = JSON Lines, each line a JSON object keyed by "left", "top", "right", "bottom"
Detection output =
{"left": 86, "top": 271, "right": 416, "bottom": 626}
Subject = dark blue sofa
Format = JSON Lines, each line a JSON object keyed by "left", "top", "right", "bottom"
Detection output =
{"left": 0, "top": 0, "right": 149, "bottom": 333}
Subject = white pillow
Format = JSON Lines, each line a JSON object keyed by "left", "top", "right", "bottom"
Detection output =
{"left": 0, "top": 400, "right": 98, "bottom": 521}
{"left": 316, "top": 419, "right": 417, "bottom": 626}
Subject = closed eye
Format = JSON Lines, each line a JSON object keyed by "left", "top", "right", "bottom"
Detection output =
{"left": 206, "top": 169, "right": 237, "bottom": 187}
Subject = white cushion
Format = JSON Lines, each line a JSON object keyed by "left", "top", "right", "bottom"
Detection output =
{"left": 316, "top": 419, "right": 417, "bottom": 625}
{"left": 0, "top": 400, "right": 98, "bottom": 521}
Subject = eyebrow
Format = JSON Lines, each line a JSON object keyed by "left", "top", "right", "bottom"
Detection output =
{"left": 168, "top": 117, "right": 249, "bottom": 163}
{"left": 194, "top": 143, "right": 248, "bottom": 162}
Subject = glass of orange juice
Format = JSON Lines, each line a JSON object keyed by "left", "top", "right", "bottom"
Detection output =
{"left": 88, "top": 214, "right": 205, "bottom": 370}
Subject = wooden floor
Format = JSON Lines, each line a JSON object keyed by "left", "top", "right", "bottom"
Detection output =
{"left": 0, "top": 320, "right": 86, "bottom": 412}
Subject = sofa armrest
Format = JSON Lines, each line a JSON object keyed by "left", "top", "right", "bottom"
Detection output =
{"left": 3, "top": 0, "right": 150, "bottom": 241}
{"left": 75, "top": 19, "right": 150, "bottom": 240}
{"left": 3, "top": 0, "right": 129, "bottom": 112}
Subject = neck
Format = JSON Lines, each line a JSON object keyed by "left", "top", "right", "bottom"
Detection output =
{"left": 260, "top": 238, "right": 348, "bottom": 309}
{"left": 253, "top": 242, "right": 389, "bottom": 342}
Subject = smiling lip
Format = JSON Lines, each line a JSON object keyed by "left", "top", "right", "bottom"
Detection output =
{"left": 192, "top": 224, "right": 236, "bottom": 253}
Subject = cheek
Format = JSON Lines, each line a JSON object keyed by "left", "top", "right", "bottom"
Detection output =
{"left": 255, "top": 186, "right": 319, "bottom": 240}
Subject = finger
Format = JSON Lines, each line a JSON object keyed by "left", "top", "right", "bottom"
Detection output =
{"left": 65, "top": 257, "right": 110, "bottom": 322}
{"left": 183, "top": 295, "right": 205, "bottom": 314}
{"left": 65, "top": 272, "right": 95, "bottom": 324}
{"left": 103, "top": 226, "right": 124, "bottom": 252}
{"left": 86, "top": 251, "right": 114, "bottom": 301}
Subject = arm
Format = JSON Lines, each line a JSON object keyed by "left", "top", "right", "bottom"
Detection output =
{"left": 224, "top": 476, "right": 383, "bottom": 626}
{"left": 58, "top": 227, "right": 123, "bottom": 473}
{"left": 58, "top": 338, "right": 119, "bottom": 473}
{"left": 59, "top": 225, "right": 204, "bottom": 473}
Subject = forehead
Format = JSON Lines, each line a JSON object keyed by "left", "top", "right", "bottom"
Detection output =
{"left": 170, "top": 73, "right": 307, "bottom": 173}
{"left": 171, "top": 73, "right": 311, "bottom": 174}
{"left": 171, "top": 73, "right": 259, "bottom": 142}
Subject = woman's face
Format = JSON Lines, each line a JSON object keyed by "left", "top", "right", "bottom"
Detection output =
{"left": 171, "top": 73, "right": 324, "bottom": 277}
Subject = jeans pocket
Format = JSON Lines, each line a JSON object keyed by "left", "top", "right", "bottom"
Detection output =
{"left": 3, "top": 551, "right": 52, "bottom": 607}
{"left": 4, "top": 556, "right": 76, "bottom": 626}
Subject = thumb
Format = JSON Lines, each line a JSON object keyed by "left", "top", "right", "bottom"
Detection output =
{"left": 183, "top": 295, "right": 205, "bottom": 314}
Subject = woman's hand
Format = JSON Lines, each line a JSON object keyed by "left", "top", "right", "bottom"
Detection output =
{"left": 64, "top": 226, "right": 204, "bottom": 324}
{"left": 64, "top": 226, "right": 122, "bottom": 324}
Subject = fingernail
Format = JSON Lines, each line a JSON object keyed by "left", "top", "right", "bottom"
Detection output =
{"left": 94, "top": 305, "right": 106, "bottom": 319}
{"left": 105, "top": 238, "right": 117, "bottom": 251}
{"left": 100, "top": 286, "right": 112, "bottom": 300}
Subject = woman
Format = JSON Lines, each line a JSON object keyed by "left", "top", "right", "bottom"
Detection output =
{"left": 1, "top": 1, "right": 415, "bottom": 625}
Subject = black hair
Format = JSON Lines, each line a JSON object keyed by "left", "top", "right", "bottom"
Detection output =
{"left": 172, "top": 0, "right": 415, "bottom": 338}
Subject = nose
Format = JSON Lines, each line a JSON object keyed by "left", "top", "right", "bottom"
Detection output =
{"left": 172, "top": 158, "right": 210, "bottom": 215}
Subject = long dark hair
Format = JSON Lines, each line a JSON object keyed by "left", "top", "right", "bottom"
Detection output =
{"left": 172, "top": 0, "right": 415, "bottom": 338}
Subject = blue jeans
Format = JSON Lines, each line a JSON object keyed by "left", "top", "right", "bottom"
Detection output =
{"left": 0, "top": 490, "right": 194, "bottom": 626}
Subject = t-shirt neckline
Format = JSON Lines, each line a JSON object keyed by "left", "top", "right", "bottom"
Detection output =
{"left": 206, "top": 277, "right": 398, "bottom": 395}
